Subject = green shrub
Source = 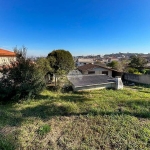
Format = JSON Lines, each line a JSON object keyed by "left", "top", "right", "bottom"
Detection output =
{"left": 0, "top": 47, "right": 46, "bottom": 103}
{"left": 127, "top": 67, "right": 138, "bottom": 73}
{"left": 145, "top": 69, "right": 150, "bottom": 74}
{"left": 140, "top": 69, "right": 147, "bottom": 74}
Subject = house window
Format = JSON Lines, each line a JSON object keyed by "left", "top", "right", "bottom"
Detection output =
{"left": 88, "top": 71, "right": 95, "bottom": 74}
{"left": 102, "top": 71, "right": 108, "bottom": 75}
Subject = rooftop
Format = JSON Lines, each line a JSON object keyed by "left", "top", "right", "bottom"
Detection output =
{"left": 67, "top": 74, "right": 114, "bottom": 88}
{"left": 0, "top": 49, "right": 16, "bottom": 56}
{"left": 78, "top": 64, "right": 113, "bottom": 72}
{"left": 77, "top": 58, "right": 94, "bottom": 63}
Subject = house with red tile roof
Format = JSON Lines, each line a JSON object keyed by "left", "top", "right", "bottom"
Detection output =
{"left": 0, "top": 48, "right": 16, "bottom": 66}
{"left": 77, "top": 64, "right": 114, "bottom": 77}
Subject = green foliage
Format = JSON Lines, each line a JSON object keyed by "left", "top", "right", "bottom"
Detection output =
{"left": 38, "top": 124, "right": 51, "bottom": 136}
{"left": 107, "top": 61, "right": 122, "bottom": 71}
{"left": 0, "top": 87, "right": 150, "bottom": 149}
{"left": 140, "top": 69, "right": 150, "bottom": 74}
{"left": 107, "top": 61, "right": 118, "bottom": 68}
{"left": 0, "top": 46, "right": 46, "bottom": 103}
{"left": 140, "top": 69, "right": 147, "bottom": 74}
{"left": 127, "top": 67, "right": 143, "bottom": 74}
{"left": 129, "top": 55, "right": 147, "bottom": 68}
{"left": 127, "top": 67, "right": 139, "bottom": 74}
{"left": 0, "top": 134, "right": 16, "bottom": 150}
{"left": 36, "top": 57, "right": 53, "bottom": 74}
{"left": 145, "top": 69, "right": 150, "bottom": 74}
{"left": 47, "top": 49, "right": 74, "bottom": 74}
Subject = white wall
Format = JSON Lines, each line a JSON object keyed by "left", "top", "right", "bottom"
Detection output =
{"left": 77, "top": 62, "right": 93, "bottom": 67}
{"left": 124, "top": 73, "right": 150, "bottom": 84}
{"left": 82, "top": 68, "right": 112, "bottom": 77}
{"left": 94, "top": 68, "right": 112, "bottom": 76}
{"left": 0, "top": 57, "right": 16, "bottom": 66}
{"left": 73, "top": 82, "right": 115, "bottom": 91}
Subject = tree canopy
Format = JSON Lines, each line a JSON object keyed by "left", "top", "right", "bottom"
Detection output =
{"left": 47, "top": 49, "right": 74, "bottom": 74}
{"left": 36, "top": 57, "right": 52, "bottom": 75}
{"left": 107, "top": 61, "right": 119, "bottom": 70}
{"left": 129, "top": 56, "right": 147, "bottom": 68}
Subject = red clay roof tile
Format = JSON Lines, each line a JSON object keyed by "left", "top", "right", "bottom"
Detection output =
{"left": 78, "top": 64, "right": 113, "bottom": 71}
{"left": 0, "top": 48, "right": 16, "bottom": 56}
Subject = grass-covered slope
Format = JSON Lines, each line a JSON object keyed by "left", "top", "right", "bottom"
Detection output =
{"left": 0, "top": 86, "right": 150, "bottom": 149}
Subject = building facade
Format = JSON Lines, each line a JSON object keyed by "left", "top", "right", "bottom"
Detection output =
{"left": 0, "top": 49, "right": 16, "bottom": 66}
{"left": 78, "top": 64, "right": 113, "bottom": 77}
{"left": 76, "top": 58, "right": 94, "bottom": 67}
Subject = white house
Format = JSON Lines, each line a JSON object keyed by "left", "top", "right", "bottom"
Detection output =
{"left": 78, "top": 64, "right": 113, "bottom": 77}
{"left": 0, "top": 48, "right": 16, "bottom": 66}
{"left": 76, "top": 58, "right": 94, "bottom": 67}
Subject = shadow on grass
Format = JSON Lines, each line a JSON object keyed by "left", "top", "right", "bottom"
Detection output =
{"left": 89, "top": 110, "right": 150, "bottom": 118}
{"left": 131, "top": 87, "right": 143, "bottom": 90}
{"left": 34, "top": 94, "right": 55, "bottom": 100}
{"left": 20, "top": 98, "right": 150, "bottom": 120}
{"left": 1, "top": 92, "right": 150, "bottom": 128}
{"left": 0, "top": 134, "right": 16, "bottom": 150}
{"left": 59, "top": 95, "right": 91, "bottom": 102}
{"left": 139, "top": 90, "right": 150, "bottom": 94}
{"left": 130, "top": 85, "right": 150, "bottom": 90}
{"left": 0, "top": 108, "right": 23, "bottom": 127}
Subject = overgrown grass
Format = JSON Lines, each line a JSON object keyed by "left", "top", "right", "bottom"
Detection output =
{"left": 0, "top": 86, "right": 150, "bottom": 149}
{"left": 0, "top": 134, "right": 16, "bottom": 150}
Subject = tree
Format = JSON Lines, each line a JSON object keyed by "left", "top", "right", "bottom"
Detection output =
{"left": 129, "top": 56, "right": 147, "bottom": 68}
{"left": 47, "top": 49, "right": 74, "bottom": 74}
{"left": 107, "top": 59, "right": 134, "bottom": 72}
{"left": 36, "top": 57, "right": 53, "bottom": 75}
{"left": 0, "top": 46, "right": 46, "bottom": 103}
{"left": 107, "top": 61, "right": 122, "bottom": 71}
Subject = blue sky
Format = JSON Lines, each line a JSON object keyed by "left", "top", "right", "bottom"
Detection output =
{"left": 0, "top": 0, "right": 150, "bottom": 56}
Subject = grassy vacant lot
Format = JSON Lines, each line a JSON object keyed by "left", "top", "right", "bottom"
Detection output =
{"left": 0, "top": 86, "right": 150, "bottom": 150}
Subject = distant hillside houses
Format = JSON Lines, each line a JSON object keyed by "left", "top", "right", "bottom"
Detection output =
{"left": 74, "top": 52, "right": 150, "bottom": 65}
{"left": 74, "top": 54, "right": 129, "bottom": 66}
{"left": 108, "top": 57, "right": 119, "bottom": 63}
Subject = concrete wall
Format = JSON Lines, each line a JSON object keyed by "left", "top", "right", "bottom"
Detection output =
{"left": 73, "top": 82, "right": 116, "bottom": 91}
{"left": 124, "top": 73, "right": 150, "bottom": 84}
{"left": 83, "top": 68, "right": 112, "bottom": 77}
{"left": 0, "top": 56, "right": 16, "bottom": 66}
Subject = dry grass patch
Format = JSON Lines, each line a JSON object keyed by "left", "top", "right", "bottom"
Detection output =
{"left": 0, "top": 86, "right": 150, "bottom": 149}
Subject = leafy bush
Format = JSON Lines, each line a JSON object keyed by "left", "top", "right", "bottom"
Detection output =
{"left": 0, "top": 47, "right": 46, "bottom": 103}
{"left": 129, "top": 55, "right": 147, "bottom": 68}
{"left": 140, "top": 69, "right": 147, "bottom": 74}
{"left": 127, "top": 67, "right": 141, "bottom": 74}
{"left": 145, "top": 69, "right": 150, "bottom": 74}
